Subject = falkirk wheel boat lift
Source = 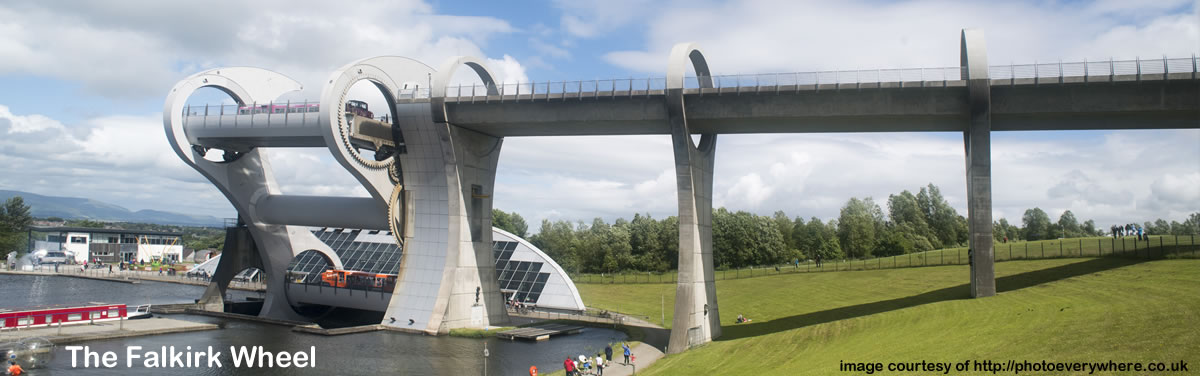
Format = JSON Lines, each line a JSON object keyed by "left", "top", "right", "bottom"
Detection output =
{"left": 164, "top": 30, "right": 1197, "bottom": 352}
{"left": 166, "top": 52, "right": 609, "bottom": 337}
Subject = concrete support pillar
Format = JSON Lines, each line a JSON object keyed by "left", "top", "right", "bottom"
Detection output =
{"left": 380, "top": 56, "right": 508, "bottom": 334}
{"left": 961, "top": 29, "right": 996, "bottom": 298}
{"left": 198, "top": 222, "right": 263, "bottom": 311}
{"left": 666, "top": 43, "right": 721, "bottom": 354}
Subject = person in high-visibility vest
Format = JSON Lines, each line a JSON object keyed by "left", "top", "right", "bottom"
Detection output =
{"left": 7, "top": 360, "right": 23, "bottom": 376}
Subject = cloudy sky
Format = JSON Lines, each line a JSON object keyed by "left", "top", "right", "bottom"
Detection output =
{"left": 0, "top": 0, "right": 1196, "bottom": 230}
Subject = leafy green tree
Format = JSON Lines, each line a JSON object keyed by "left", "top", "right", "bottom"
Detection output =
{"left": 659, "top": 216, "right": 680, "bottom": 270}
{"left": 1082, "top": 219, "right": 1098, "bottom": 236}
{"left": 628, "top": 213, "right": 667, "bottom": 271}
{"left": 837, "top": 197, "right": 882, "bottom": 259}
{"left": 529, "top": 219, "right": 579, "bottom": 273}
{"left": 712, "top": 209, "right": 788, "bottom": 268}
{"left": 1022, "top": 208, "right": 1053, "bottom": 240}
{"left": 916, "top": 184, "right": 960, "bottom": 248}
{"left": 874, "top": 225, "right": 911, "bottom": 257}
{"left": 1057, "top": 210, "right": 1080, "bottom": 238}
{"left": 1180, "top": 212, "right": 1200, "bottom": 235}
{"left": 0, "top": 197, "right": 34, "bottom": 255}
{"left": 1150, "top": 219, "right": 1171, "bottom": 235}
{"left": 796, "top": 217, "right": 842, "bottom": 261}
{"left": 772, "top": 211, "right": 795, "bottom": 251}
{"left": 888, "top": 190, "right": 935, "bottom": 244}
{"left": 789, "top": 216, "right": 807, "bottom": 260}
{"left": 491, "top": 209, "right": 528, "bottom": 238}
{"left": 993, "top": 218, "right": 1021, "bottom": 242}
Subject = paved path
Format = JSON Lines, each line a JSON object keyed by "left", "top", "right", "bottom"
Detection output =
{"left": 510, "top": 309, "right": 669, "bottom": 375}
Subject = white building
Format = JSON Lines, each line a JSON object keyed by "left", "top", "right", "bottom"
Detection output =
{"left": 30, "top": 226, "right": 184, "bottom": 264}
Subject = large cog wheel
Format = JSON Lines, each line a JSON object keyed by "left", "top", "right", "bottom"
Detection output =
{"left": 336, "top": 74, "right": 396, "bottom": 171}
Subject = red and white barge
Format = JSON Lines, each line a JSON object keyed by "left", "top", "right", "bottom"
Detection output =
{"left": 0, "top": 303, "right": 136, "bottom": 329}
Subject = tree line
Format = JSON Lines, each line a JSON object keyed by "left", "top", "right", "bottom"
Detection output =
{"left": 490, "top": 184, "right": 1200, "bottom": 274}
{"left": 996, "top": 209, "right": 1200, "bottom": 242}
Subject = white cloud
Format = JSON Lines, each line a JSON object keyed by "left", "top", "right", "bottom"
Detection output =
{"left": 593, "top": 0, "right": 1199, "bottom": 75}
{"left": 0, "top": 1, "right": 522, "bottom": 100}
{"left": 487, "top": 55, "right": 531, "bottom": 84}
{"left": 553, "top": 0, "right": 657, "bottom": 38}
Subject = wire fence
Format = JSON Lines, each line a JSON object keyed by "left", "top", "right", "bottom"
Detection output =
{"left": 569, "top": 235, "right": 1200, "bottom": 285}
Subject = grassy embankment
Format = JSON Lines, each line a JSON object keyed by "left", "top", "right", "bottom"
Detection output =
{"left": 578, "top": 258, "right": 1200, "bottom": 375}
{"left": 448, "top": 326, "right": 516, "bottom": 338}
{"left": 571, "top": 235, "right": 1198, "bottom": 283}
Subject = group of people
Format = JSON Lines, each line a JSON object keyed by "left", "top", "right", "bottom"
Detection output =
{"left": 507, "top": 299, "right": 534, "bottom": 314}
{"left": 560, "top": 343, "right": 630, "bottom": 376}
{"left": 1111, "top": 223, "right": 1149, "bottom": 241}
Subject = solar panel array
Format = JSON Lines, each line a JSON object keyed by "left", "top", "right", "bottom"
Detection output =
{"left": 493, "top": 241, "right": 551, "bottom": 304}
{"left": 285, "top": 230, "right": 552, "bottom": 305}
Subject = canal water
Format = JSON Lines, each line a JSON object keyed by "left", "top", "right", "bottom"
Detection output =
{"left": 1, "top": 274, "right": 627, "bottom": 375}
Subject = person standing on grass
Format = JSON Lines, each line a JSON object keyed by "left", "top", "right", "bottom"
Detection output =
{"left": 622, "top": 342, "right": 631, "bottom": 365}
{"left": 605, "top": 343, "right": 613, "bottom": 363}
{"left": 563, "top": 355, "right": 575, "bottom": 376}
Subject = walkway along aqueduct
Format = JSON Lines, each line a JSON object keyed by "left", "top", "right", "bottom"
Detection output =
{"left": 164, "top": 29, "right": 1199, "bottom": 353}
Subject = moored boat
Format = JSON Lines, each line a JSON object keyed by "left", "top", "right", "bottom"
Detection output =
{"left": 0, "top": 303, "right": 127, "bottom": 329}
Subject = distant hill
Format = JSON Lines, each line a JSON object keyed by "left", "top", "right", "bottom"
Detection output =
{"left": 0, "top": 190, "right": 223, "bottom": 227}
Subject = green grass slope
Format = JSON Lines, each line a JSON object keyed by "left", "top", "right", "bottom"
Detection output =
{"left": 579, "top": 258, "right": 1200, "bottom": 375}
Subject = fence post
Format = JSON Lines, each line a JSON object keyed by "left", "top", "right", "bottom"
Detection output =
{"left": 1060, "top": 240, "right": 1063, "bottom": 257}
{"left": 1041, "top": 242, "right": 1044, "bottom": 258}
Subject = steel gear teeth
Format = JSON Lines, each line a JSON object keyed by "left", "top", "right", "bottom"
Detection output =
{"left": 388, "top": 162, "right": 402, "bottom": 184}
{"left": 337, "top": 73, "right": 395, "bottom": 171}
